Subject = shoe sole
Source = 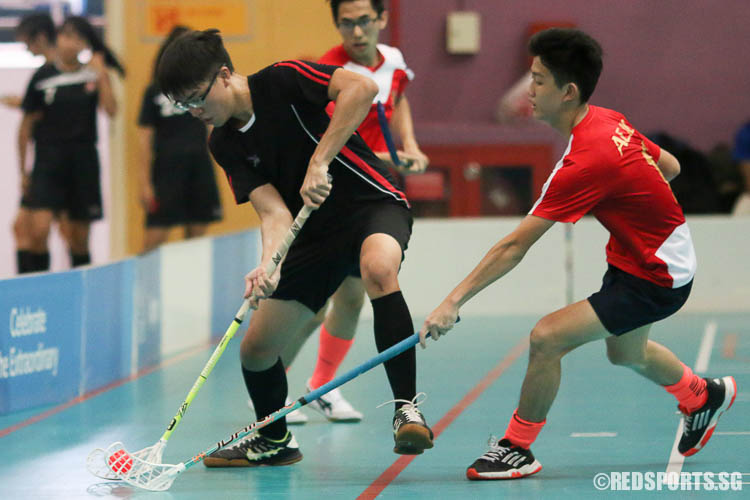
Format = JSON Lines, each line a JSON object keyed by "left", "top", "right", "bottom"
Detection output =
{"left": 204, "top": 452, "right": 303, "bottom": 468}
{"left": 393, "top": 424, "right": 434, "bottom": 455}
{"left": 466, "top": 461, "right": 542, "bottom": 480}
{"left": 681, "top": 376, "right": 737, "bottom": 457}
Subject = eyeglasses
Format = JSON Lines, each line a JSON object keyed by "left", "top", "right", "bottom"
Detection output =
{"left": 173, "top": 70, "right": 220, "bottom": 111}
{"left": 337, "top": 16, "right": 379, "bottom": 33}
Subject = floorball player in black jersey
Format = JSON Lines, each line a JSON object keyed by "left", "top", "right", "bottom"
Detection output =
{"left": 156, "top": 28, "right": 432, "bottom": 467}
{"left": 22, "top": 16, "right": 124, "bottom": 271}
{"left": 137, "top": 26, "right": 222, "bottom": 252}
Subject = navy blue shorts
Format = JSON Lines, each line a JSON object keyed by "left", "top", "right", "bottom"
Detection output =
{"left": 587, "top": 264, "right": 692, "bottom": 336}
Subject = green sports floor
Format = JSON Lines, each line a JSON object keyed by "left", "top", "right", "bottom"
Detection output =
{"left": 1, "top": 313, "right": 748, "bottom": 499}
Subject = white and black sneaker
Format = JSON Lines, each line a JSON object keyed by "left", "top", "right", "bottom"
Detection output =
{"left": 466, "top": 436, "right": 542, "bottom": 480}
{"left": 306, "top": 379, "right": 363, "bottom": 422}
{"left": 379, "top": 393, "right": 434, "bottom": 455}
{"left": 678, "top": 376, "right": 737, "bottom": 456}
{"left": 204, "top": 431, "right": 302, "bottom": 467}
{"left": 248, "top": 396, "right": 308, "bottom": 425}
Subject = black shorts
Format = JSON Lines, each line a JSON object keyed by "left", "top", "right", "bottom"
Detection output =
{"left": 271, "top": 201, "right": 412, "bottom": 313}
{"left": 26, "top": 142, "right": 102, "bottom": 221}
{"left": 146, "top": 151, "right": 222, "bottom": 227}
{"left": 588, "top": 264, "right": 693, "bottom": 336}
{"left": 19, "top": 192, "right": 32, "bottom": 209}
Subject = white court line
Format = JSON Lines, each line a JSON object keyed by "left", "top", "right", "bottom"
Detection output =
{"left": 694, "top": 321, "right": 717, "bottom": 373}
{"left": 665, "top": 320, "right": 717, "bottom": 485}
{"left": 570, "top": 432, "right": 617, "bottom": 437}
{"left": 714, "top": 431, "right": 750, "bottom": 435}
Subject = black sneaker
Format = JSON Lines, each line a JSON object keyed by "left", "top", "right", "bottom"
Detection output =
{"left": 678, "top": 376, "right": 737, "bottom": 456}
{"left": 203, "top": 431, "right": 302, "bottom": 467}
{"left": 381, "top": 393, "right": 434, "bottom": 455}
{"left": 466, "top": 437, "right": 542, "bottom": 480}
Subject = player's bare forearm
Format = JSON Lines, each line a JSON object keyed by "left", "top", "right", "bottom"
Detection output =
{"left": 258, "top": 209, "right": 293, "bottom": 269}
{"left": 310, "top": 69, "right": 377, "bottom": 167}
{"left": 136, "top": 127, "right": 154, "bottom": 185}
{"left": 97, "top": 71, "right": 118, "bottom": 117}
{"left": 250, "top": 185, "right": 294, "bottom": 270}
{"left": 17, "top": 113, "right": 37, "bottom": 175}
{"left": 443, "top": 215, "right": 554, "bottom": 309}
{"left": 656, "top": 148, "right": 680, "bottom": 182}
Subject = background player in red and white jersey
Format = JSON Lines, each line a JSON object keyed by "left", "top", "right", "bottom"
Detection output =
{"left": 253, "top": 0, "right": 430, "bottom": 425}
{"left": 420, "top": 28, "right": 736, "bottom": 480}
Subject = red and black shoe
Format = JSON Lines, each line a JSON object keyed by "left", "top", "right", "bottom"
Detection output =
{"left": 466, "top": 437, "right": 542, "bottom": 480}
{"left": 678, "top": 376, "right": 737, "bottom": 457}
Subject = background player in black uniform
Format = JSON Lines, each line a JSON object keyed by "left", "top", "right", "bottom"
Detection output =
{"left": 157, "top": 29, "right": 433, "bottom": 466}
{"left": 21, "top": 16, "right": 124, "bottom": 272}
{"left": 137, "top": 26, "right": 222, "bottom": 252}
{"left": 2, "top": 14, "right": 72, "bottom": 274}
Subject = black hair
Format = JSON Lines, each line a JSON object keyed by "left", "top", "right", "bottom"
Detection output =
{"left": 528, "top": 28, "right": 602, "bottom": 103}
{"left": 16, "top": 13, "right": 56, "bottom": 43}
{"left": 156, "top": 29, "right": 234, "bottom": 101}
{"left": 61, "top": 16, "right": 126, "bottom": 76}
{"left": 152, "top": 25, "right": 190, "bottom": 82}
{"left": 328, "top": 0, "right": 385, "bottom": 22}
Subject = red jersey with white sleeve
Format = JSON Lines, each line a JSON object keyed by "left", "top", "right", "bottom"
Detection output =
{"left": 530, "top": 105, "right": 696, "bottom": 288}
{"left": 318, "top": 44, "right": 413, "bottom": 152}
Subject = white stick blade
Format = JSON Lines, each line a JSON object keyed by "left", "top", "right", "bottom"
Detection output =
{"left": 105, "top": 442, "right": 182, "bottom": 492}
{"left": 86, "top": 448, "right": 121, "bottom": 480}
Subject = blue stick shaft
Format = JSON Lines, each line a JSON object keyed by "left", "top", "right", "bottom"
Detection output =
{"left": 377, "top": 101, "right": 402, "bottom": 166}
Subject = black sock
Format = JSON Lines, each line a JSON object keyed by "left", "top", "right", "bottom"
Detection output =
{"left": 17, "top": 250, "right": 32, "bottom": 274}
{"left": 28, "top": 252, "right": 50, "bottom": 272}
{"left": 371, "top": 291, "right": 416, "bottom": 411}
{"left": 242, "top": 358, "right": 288, "bottom": 440}
{"left": 71, "top": 252, "right": 91, "bottom": 267}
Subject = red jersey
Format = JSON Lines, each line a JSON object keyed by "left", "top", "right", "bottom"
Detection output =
{"left": 318, "top": 44, "right": 413, "bottom": 152}
{"left": 530, "top": 105, "right": 696, "bottom": 288}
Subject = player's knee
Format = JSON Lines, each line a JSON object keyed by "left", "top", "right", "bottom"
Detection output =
{"left": 240, "top": 332, "right": 278, "bottom": 367}
{"left": 13, "top": 216, "right": 30, "bottom": 244}
{"left": 360, "top": 258, "right": 397, "bottom": 293}
{"left": 529, "top": 319, "right": 564, "bottom": 358}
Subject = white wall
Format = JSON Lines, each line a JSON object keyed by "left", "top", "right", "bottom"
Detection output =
{"left": 0, "top": 65, "right": 111, "bottom": 279}
{"left": 390, "top": 216, "right": 750, "bottom": 320}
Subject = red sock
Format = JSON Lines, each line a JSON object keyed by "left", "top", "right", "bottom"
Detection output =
{"left": 665, "top": 362, "right": 707, "bottom": 413}
{"left": 503, "top": 409, "right": 546, "bottom": 449}
{"left": 309, "top": 324, "right": 354, "bottom": 389}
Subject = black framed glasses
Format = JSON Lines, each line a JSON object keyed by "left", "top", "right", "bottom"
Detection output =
{"left": 174, "top": 70, "right": 220, "bottom": 111}
{"left": 337, "top": 16, "right": 379, "bottom": 33}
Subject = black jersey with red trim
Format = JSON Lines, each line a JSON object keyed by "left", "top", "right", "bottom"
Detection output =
{"left": 22, "top": 62, "right": 99, "bottom": 143}
{"left": 209, "top": 60, "right": 408, "bottom": 234}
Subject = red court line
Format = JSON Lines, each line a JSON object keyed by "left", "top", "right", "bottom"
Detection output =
{"left": 0, "top": 341, "right": 215, "bottom": 440}
{"left": 722, "top": 333, "right": 738, "bottom": 359}
{"left": 358, "top": 335, "right": 530, "bottom": 499}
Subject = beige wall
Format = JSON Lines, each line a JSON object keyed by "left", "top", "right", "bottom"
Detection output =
{"left": 107, "top": 0, "right": 340, "bottom": 256}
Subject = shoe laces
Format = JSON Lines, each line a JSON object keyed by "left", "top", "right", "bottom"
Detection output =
{"left": 479, "top": 435, "right": 511, "bottom": 462}
{"left": 677, "top": 405, "right": 694, "bottom": 436}
{"left": 377, "top": 392, "right": 427, "bottom": 422}
{"left": 234, "top": 433, "right": 284, "bottom": 453}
